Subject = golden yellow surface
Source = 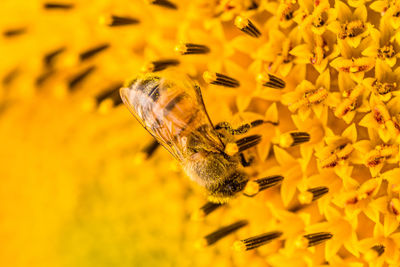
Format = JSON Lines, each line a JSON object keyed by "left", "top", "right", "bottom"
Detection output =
{"left": 2, "top": 0, "right": 400, "bottom": 266}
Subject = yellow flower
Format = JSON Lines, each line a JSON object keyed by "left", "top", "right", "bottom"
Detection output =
{"left": 362, "top": 60, "right": 400, "bottom": 102}
{"left": 328, "top": 1, "right": 371, "bottom": 48}
{"left": 362, "top": 18, "right": 400, "bottom": 67}
{"left": 4, "top": 0, "right": 400, "bottom": 266}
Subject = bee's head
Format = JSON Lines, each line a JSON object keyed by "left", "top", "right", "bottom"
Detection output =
{"left": 207, "top": 172, "right": 249, "bottom": 203}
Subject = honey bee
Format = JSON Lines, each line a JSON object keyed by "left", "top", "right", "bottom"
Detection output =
{"left": 120, "top": 71, "right": 265, "bottom": 203}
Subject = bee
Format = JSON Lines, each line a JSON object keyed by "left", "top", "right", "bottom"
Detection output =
{"left": 120, "top": 71, "right": 266, "bottom": 203}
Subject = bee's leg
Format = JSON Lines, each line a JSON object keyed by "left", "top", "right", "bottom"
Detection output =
{"left": 239, "top": 153, "right": 254, "bottom": 167}
{"left": 215, "top": 120, "right": 278, "bottom": 135}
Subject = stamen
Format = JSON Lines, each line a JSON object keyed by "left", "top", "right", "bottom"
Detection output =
{"left": 191, "top": 202, "right": 224, "bottom": 221}
{"left": 149, "top": 0, "right": 177, "bottom": 9}
{"left": 366, "top": 144, "right": 399, "bottom": 167}
{"left": 236, "top": 135, "right": 262, "bottom": 152}
{"left": 257, "top": 73, "right": 285, "bottom": 89}
{"left": 278, "top": 132, "right": 310, "bottom": 147}
{"left": 2, "top": 68, "right": 19, "bottom": 86}
{"left": 43, "top": 2, "right": 74, "bottom": 9}
{"left": 243, "top": 175, "right": 284, "bottom": 197}
{"left": 364, "top": 245, "right": 385, "bottom": 261}
{"left": 68, "top": 66, "right": 96, "bottom": 90}
{"left": 203, "top": 71, "right": 240, "bottom": 88}
{"left": 297, "top": 232, "right": 333, "bottom": 248}
{"left": 44, "top": 47, "right": 66, "bottom": 67}
{"left": 80, "top": 44, "right": 110, "bottom": 61}
{"left": 234, "top": 16, "right": 261, "bottom": 38}
{"left": 3, "top": 28, "right": 26, "bottom": 37}
{"left": 224, "top": 143, "right": 239, "bottom": 156}
{"left": 198, "top": 220, "right": 248, "bottom": 247}
{"left": 175, "top": 43, "right": 210, "bottom": 55}
{"left": 95, "top": 82, "right": 124, "bottom": 107}
{"left": 390, "top": 198, "right": 400, "bottom": 219}
{"left": 233, "top": 231, "right": 282, "bottom": 251}
{"left": 36, "top": 70, "right": 55, "bottom": 86}
{"left": 142, "top": 59, "right": 179, "bottom": 72}
{"left": 101, "top": 15, "right": 139, "bottom": 27}
{"left": 299, "top": 187, "right": 329, "bottom": 204}
{"left": 142, "top": 140, "right": 160, "bottom": 158}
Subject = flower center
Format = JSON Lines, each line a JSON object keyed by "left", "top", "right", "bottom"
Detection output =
{"left": 339, "top": 20, "right": 365, "bottom": 39}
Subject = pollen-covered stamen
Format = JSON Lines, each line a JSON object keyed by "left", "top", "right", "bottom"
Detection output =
{"left": 234, "top": 231, "right": 282, "bottom": 251}
{"left": 373, "top": 104, "right": 400, "bottom": 136}
{"left": 149, "top": 0, "right": 177, "bottom": 9}
{"left": 364, "top": 245, "right": 385, "bottom": 261}
{"left": 278, "top": 2, "right": 296, "bottom": 22}
{"left": 102, "top": 15, "right": 139, "bottom": 27}
{"left": 378, "top": 43, "right": 396, "bottom": 59}
{"left": 278, "top": 132, "right": 310, "bottom": 147}
{"left": 312, "top": 12, "right": 328, "bottom": 28}
{"left": 243, "top": 175, "right": 284, "bottom": 197}
{"left": 372, "top": 80, "right": 397, "bottom": 95}
{"left": 3, "top": 27, "right": 26, "bottom": 37}
{"left": 79, "top": 44, "right": 110, "bottom": 61}
{"left": 390, "top": 198, "right": 400, "bottom": 219}
{"left": 236, "top": 135, "right": 262, "bottom": 152}
{"left": 320, "top": 143, "right": 354, "bottom": 168}
{"left": 299, "top": 186, "right": 329, "bottom": 204}
{"left": 142, "top": 59, "right": 179, "bottom": 72}
{"left": 191, "top": 202, "right": 224, "bottom": 221}
{"left": 175, "top": 43, "right": 210, "bottom": 55}
{"left": 95, "top": 82, "right": 124, "bottom": 107}
{"left": 43, "top": 2, "right": 74, "bottom": 9}
{"left": 3, "top": 68, "right": 19, "bottom": 86}
{"left": 68, "top": 66, "right": 96, "bottom": 90}
{"left": 199, "top": 220, "right": 248, "bottom": 247}
{"left": 234, "top": 16, "right": 261, "bottom": 38}
{"left": 203, "top": 71, "right": 240, "bottom": 88}
{"left": 366, "top": 144, "right": 399, "bottom": 167}
{"left": 44, "top": 47, "right": 65, "bottom": 67}
{"left": 338, "top": 20, "right": 365, "bottom": 39}
{"left": 36, "top": 70, "right": 55, "bottom": 86}
{"left": 334, "top": 85, "right": 364, "bottom": 118}
{"left": 257, "top": 73, "right": 286, "bottom": 89}
{"left": 289, "top": 87, "right": 328, "bottom": 112}
{"left": 298, "top": 232, "right": 333, "bottom": 248}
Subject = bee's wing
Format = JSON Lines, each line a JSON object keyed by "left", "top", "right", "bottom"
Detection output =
{"left": 120, "top": 86, "right": 184, "bottom": 161}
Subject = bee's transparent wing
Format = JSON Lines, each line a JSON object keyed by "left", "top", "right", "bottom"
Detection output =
{"left": 120, "top": 87, "right": 184, "bottom": 161}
